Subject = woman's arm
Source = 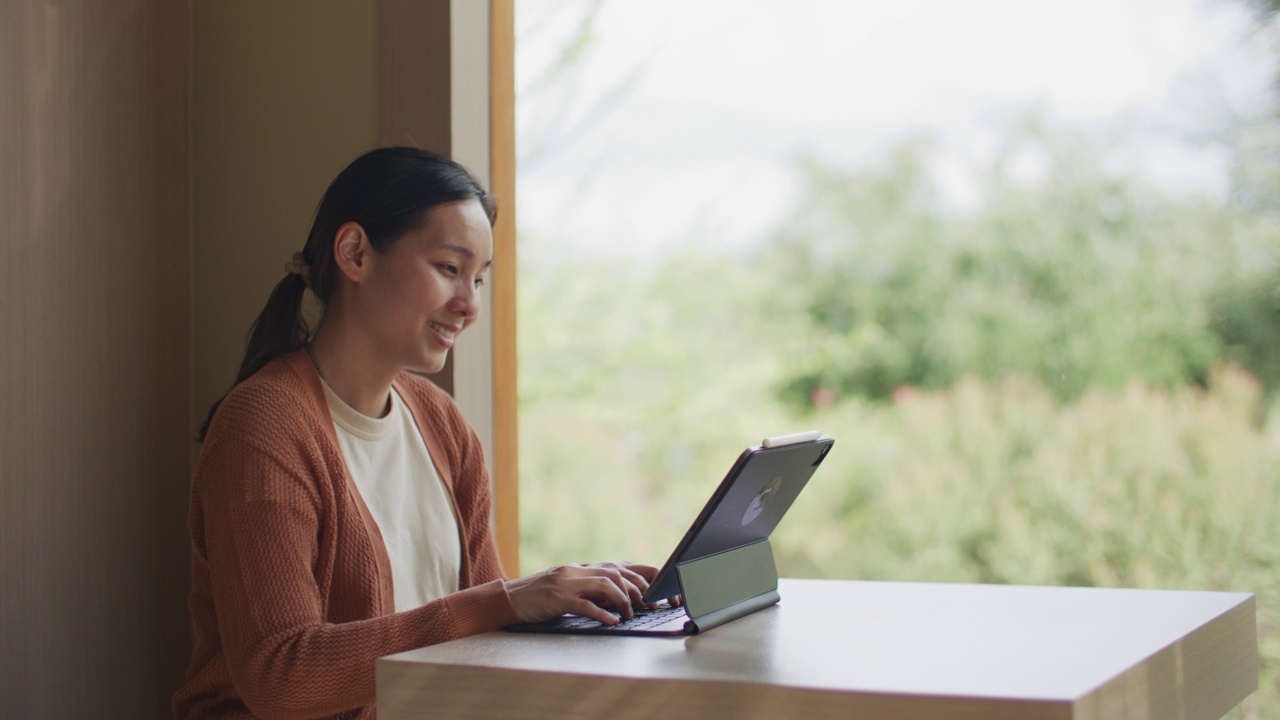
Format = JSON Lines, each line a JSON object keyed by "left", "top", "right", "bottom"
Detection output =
{"left": 413, "top": 379, "right": 662, "bottom": 627}
{"left": 194, "top": 430, "right": 516, "bottom": 719}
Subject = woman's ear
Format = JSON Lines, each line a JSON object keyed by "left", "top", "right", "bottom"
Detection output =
{"left": 332, "top": 222, "right": 370, "bottom": 283}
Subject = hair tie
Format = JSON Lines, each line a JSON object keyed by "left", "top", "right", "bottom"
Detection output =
{"left": 284, "top": 252, "right": 311, "bottom": 288}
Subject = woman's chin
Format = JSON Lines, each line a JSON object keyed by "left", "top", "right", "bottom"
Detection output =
{"left": 411, "top": 352, "right": 449, "bottom": 376}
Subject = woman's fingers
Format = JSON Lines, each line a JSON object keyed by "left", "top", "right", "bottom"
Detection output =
{"left": 618, "top": 566, "right": 653, "bottom": 590}
{"left": 596, "top": 561, "right": 661, "bottom": 606}
{"left": 506, "top": 562, "right": 652, "bottom": 624}
{"left": 581, "top": 575, "right": 634, "bottom": 620}
{"left": 579, "top": 563, "right": 647, "bottom": 615}
{"left": 621, "top": 561, "right": 661, "bottom": 583}
{"left": 607, "top": 567, "right": 649, "bottom": 608}
{"left": 566, "top": 596, "right": 623, "bottom": 626}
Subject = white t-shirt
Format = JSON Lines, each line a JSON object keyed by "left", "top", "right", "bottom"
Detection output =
{"left": 321, "top": 381, "right": 461, "bottom": 612}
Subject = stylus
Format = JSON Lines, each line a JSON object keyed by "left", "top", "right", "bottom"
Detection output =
{"left": 761, "top": 431, "right": 822, "bottom": 448}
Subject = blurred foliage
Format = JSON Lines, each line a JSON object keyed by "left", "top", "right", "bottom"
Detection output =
{"left": 520, "top": 324, "right": 1280, "bottom": 719}
{"left": 764, "top": 113, "right": 1280, "bottom": 408}
{"left": 769, "top": 368, "right": 1280, "bottom": 719}
{"left": 517, "top": 108, "right": 1279, "bottom": 716}
{"left": 517, "top": 5, "right": 1278, "bottom": 714}
{"left": 1211, "top": 65, "right": 1280, "bottom": 407}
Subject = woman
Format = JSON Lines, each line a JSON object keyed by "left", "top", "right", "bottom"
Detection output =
{"left": 175, "top": 147, "right": 657, "bottom": 719}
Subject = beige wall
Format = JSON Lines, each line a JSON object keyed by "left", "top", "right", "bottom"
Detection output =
{"left": 0, "top": 3, "right": 507, "bottom": 715}
{"left": 195, "top": 0, "right": 505, "bottom": 502}
{"left": 0, "top": 1, "right": 193, "bottom": 716}
{"left": 193, "top": 0, "right": 379, "bottom": 431}
{"left": 193, "top": 0, "right": 495, "bottom": 425}
{"left": 379, "top": 0, "right": 501, "bottom": 496}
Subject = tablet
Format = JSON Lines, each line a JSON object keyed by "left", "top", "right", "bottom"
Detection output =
{"left": 507, "top": 431, "right": 834, "bottom": 635}
{"left": 642, "top": 431, "right": 834, "bottom": 604}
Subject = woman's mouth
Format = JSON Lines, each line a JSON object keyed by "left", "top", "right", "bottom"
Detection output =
{"left": 429, "top": 321, "right": 459, "bottom": 346}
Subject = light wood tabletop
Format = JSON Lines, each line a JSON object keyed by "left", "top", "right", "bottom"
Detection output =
{"left": 378, "top": 578, "right": 1257, "bottom": 720}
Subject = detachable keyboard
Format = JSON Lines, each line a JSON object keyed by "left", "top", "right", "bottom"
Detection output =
{"left": 562, "top": 604, "right": 688, "bottom": 631}
{"left": 508, "top": 603, "right": 692, "bottom": 636}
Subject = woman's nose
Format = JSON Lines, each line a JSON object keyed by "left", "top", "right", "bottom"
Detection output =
{"left": 449, "top": 280, "right": 481, "bottom": 319}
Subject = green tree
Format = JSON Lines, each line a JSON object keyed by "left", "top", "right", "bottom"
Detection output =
{"left": 1204, "top": 0, "right": 1280, "bottom": 402}
{"left": 767, "top": 116, "right": 1231, "bottom": 408}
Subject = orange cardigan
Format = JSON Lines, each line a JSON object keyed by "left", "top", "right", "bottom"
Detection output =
{"left": 174, "top": 350, "right": 517, "bottom": 719}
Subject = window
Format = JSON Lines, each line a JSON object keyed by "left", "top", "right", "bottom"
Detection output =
{"left": 516, "top": 4, "right": 1277, "bottom": 712}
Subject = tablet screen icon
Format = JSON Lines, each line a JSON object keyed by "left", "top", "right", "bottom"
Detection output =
{"left": 741, "top": 476, "right": 783, "bottom": 526}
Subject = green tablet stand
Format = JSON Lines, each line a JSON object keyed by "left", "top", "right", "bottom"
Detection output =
{"left": 676, "top": 537, "right": 781, "bottom": 634}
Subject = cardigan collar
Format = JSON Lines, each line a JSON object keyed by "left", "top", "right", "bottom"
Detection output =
{"left": 279, "top": 348, "right": 457, "bottom": 494}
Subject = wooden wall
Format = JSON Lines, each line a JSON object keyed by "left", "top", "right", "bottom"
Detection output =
{"left": 0, "top": 3, "right": 514, "bottom": 715}
{"left": 192, "top": 0, "right": 379, "bottom": 433}
{"left": 0, "top": 0, "right": 193, "bottom": 717}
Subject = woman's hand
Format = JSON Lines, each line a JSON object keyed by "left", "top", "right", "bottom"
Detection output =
{"left": 505, "top": 561, "right": 660, "bottom": 626}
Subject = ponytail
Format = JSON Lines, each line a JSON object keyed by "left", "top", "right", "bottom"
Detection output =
{"left": 196, "top": 272, "right": 309, "bottom": 441}
{"left": 196, "top": 146, "right": 494, "bottom": 443}
{"left": 238, "top": 272, "right": 311, "bottom": 383}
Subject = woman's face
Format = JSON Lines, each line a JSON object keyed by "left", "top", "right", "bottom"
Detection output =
{"left": 359, "top": 198, "right": 494, "bottom": 375}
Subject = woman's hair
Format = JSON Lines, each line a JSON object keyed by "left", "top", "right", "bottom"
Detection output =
{"left": 197, "top": 147, "right": 496, "bottom": 441}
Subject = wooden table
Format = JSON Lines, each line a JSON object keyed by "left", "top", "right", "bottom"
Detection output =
{"left": 378, "top": 578, "right": 1257, "bottom": 720}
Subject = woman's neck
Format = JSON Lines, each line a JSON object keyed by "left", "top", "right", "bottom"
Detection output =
{"left": 306, "top": 323, "right": 398, "bottom": 418}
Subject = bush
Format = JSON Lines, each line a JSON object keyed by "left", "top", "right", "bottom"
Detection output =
{"left": 521, "top": 367, "right": 1279, "bottom": 719}
{"left": 774, "top": 367, "right": 1279, "bottom": 719}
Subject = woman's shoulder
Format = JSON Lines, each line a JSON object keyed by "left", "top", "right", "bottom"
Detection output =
{"left": 394, "top": 372, "right": 480, "bottom": 454}
{"left": 395, "top": 372, "right": 462, "bottom": 417}
{"left": 193, "top": 353, "right": 336, "bottom": 506}
{"left": 209, "top": 352, "right": 326, "bottom": 442}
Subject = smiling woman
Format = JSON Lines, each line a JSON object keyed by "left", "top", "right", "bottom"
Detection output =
{"left": 308, "top": 197, "right": 495, "bottom": 417}
{"left": 196, "top": 147, "right": 498, "bottom": 440}
{"left": 177, "top": 147, "right": 665, "bottom": 720}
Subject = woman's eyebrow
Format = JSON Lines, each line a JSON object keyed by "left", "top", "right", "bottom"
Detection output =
{"left": 441, "top": 243, "right": 495, "bottom": 268}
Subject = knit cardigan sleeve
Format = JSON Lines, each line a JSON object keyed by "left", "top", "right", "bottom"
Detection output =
{"left": 182, "top": 360, "right": 517, "bottom": 720}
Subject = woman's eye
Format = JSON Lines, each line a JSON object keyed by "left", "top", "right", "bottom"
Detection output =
{"left": 439, "top": 263, "right": 482, "bottom": 288}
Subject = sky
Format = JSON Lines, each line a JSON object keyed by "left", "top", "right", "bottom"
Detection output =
{"left": 516, "top": 0, "right": 1276, "bottom": 255}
